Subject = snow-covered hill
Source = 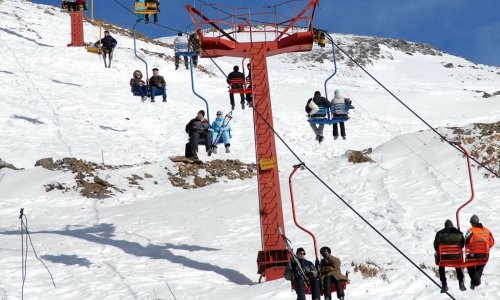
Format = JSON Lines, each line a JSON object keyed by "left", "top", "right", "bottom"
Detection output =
{"left": 1, "top": 1, "right": 499, "bottom": 299}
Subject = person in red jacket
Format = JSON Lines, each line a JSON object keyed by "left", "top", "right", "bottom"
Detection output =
{"left": 465, "top": 214, "right": 494, "bottom": 290}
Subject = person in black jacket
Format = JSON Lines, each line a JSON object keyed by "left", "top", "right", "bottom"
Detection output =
{"left": 129, "top": 70, "right": 148, "bottom": 102}
{"left": 245, "top": 62, "right": 253, "bottom": 107}
{"left": 148, "top": 68, "right": 167, "bottom": 103}
{"left": 227, "top": 65, "right": 245, "bottom": 110}
{"left": 284, "top": 247, "right": 320, "bottom": 300}
{"left": 305, "top": 91, "right": 330, "bottom": 143}
{"left": 433, "top": 219, "right": 466, "bottom": 293}
{"left": 94, "top": 30, "right": 117, "bottom": 68}
{"left": 185, "top": 110, "right": 212, "bottom": 159}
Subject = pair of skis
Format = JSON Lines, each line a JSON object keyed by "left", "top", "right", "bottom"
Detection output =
{"left": 212, "top": 111, "right": 233, "bottom": 147}
{"left": 279, "top": 227, "right": 310, "bottom": 285}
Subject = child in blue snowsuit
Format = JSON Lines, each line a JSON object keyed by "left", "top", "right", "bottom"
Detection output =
{"left": 211, "top": 111, "right": 231, "bottom": 153}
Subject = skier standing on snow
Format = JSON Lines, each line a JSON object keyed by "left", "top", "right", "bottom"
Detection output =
{"left": 319, "top": 246, "right": 348, "bottom": 300}
{"left": 210, "top": 110, "right": 231, "bottom": 154}
{"left": 465, "top": 214, "right": 495, "bottom": 290}
{"left": 433, "top": 219, "right": 466, "bottom": 293}
{"left": 305, "top": 91, "right": 330, "bottom": 143}
{"left": 284, "top": 247, "right": 321, "bottom": 300}
{"left": 185, "top": 110, "right": 213, "bottom": 160}
{"left": 94, "top": 30, "right": 117, "bottom": 68}
{"left": 148, "top": 68, "right": 167, "bottom": 103}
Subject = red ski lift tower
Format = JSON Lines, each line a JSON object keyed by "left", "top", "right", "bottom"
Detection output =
{"left": 186, "top": 0, "right": 319, "bottom": 281}
{"left": 67, "top": 10, "right": 86, "bottom": 47}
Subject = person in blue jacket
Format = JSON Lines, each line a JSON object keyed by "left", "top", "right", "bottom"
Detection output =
{"left": 211, "top": 110, "right": 231, "bottom": 154}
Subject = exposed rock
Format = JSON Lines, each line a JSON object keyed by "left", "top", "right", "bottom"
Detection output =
{"left": 35, "top": 158, "right": 55, "bottom": 170}
{"left": 0, "top": 158, "right": 18, "bottom": 170}
{"left": 144, "top": 173, "right": 153, "bottom": 178}
{"left": 444, "top": 63, "right": 454, "bottom": 68}
{"left": 346, "top": 148, "right": 374, "bottom": 164}
{"left": 168, "top": 158, "right": 257, "bottom": 189}
{"left": 44, "top": 182, "right": 69, "bottom": 192}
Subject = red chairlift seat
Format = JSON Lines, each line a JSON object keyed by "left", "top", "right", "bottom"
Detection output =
{"left": 292, "top": 271, "right": 350, "bottom": 295}
{"left": 228, "top": 78, "right": 252, "bottom": 95}
{"left": 437, "top": 241, "right": 489, "bottom": 268}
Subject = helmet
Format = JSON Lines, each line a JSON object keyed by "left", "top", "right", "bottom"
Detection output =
{"left": 320, "top": 246, "right": 331, "bottom": 255}
{"left": 470, "top": 214, "right": 479, "bottom": 225}
{"left": 216, "top": 110, "right": 223, "bottom": 116}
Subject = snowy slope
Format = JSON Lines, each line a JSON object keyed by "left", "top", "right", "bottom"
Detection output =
{"left": 1, "top": 1, "right": 499, "bottom": 299}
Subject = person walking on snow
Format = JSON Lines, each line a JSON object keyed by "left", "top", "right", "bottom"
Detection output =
{"left": 465, "top": 214, "right": 494, "bottom": 290}
{"left": 94, "top": 30, "right": 117, "bottom": 68}
{"left": 305, "top": 91, "right": 330, "bottom": 143}
{"left": 433, "top": 219, "right": 467, "bottom": 293}
{"left": 210, "top": 110, "right": 231, "bottom": 154}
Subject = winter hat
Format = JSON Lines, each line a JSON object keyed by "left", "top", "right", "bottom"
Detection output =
{"left": 216, "top": 110, "right": 223, "bottom": 116}
{"left": 320, "top": 246, "right": 331, "bottom": 255}
{"left": 334, "top": 89, "right": 343, "bottom": 98}
{"left": 177, "top": 32, "right": 182, "bottom": 36}
{"left": 444, "top": 219, "right": 453, "bottom": 229}
{"left": 198, "top": 110, "right": 205, "bottom": 117}
{"left": 314, "top": 91, "right": 321, "bottom": 97}
{"left": 470, "top": 214, "right": 479, "bottom": 225}
{"left": 152, "top": 67, "right": 159, "bottom": 71}
{"left": 296, "top": 247, "right": 306, "bottom": 255}
{"left": 233, "top": 65, "right": 239, "bottom": 71}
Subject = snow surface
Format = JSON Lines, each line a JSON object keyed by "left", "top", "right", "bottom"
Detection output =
{"left": 0, "top": 1, "right": 499, "bottom": 299}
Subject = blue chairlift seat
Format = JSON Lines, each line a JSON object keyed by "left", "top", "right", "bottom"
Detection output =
{"left": 308, "top": 104, "right": 350, "bottom": 125}
{"left": 175, "top": 42, "right": 195, "bottom": 57}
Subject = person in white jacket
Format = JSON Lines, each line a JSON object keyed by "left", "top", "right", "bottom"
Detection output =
{"left": 174, "top": 33, "right": 189, "bottom": 70}
{"left": 331, "top": 89, "right": 347, "bottom": 140}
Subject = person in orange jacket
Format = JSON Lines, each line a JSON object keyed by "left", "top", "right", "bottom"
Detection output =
{"left": 465, "top": 214, "right": 494, "bottom": 290}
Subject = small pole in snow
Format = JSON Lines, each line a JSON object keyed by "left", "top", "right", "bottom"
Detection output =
{"left": 101, "top": 150, "right": 104, "bottom": 166}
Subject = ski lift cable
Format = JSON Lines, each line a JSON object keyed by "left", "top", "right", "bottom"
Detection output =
{"left": 204, "top": 57, "right": 457, "bottom": 299}
{"left": 330, "top": 40, "right": 499, "bottom": 179}
{"left": 343, "top": 89, "right": 500, "bottom": 217}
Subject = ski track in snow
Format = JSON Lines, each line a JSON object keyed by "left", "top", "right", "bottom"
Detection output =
{"left": 0, "top": 1, "right": 499, "bottom": 299}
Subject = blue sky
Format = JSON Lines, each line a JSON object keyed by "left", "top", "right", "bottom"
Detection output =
{"left": 34, "top": 0, "right": 500, "bottom": 66}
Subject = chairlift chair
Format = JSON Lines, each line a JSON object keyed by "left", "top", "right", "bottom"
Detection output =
{"left": 134, "top": 0, "right": 158, "bottom": 15}
{"left": 307, "top": 104, "right": 350, "bottom": 126}
{"left": 436, "top": 143, "right": 490, "bottom": 269}
{"left": 228, "top": 78, "right": 252, "bottom": 95}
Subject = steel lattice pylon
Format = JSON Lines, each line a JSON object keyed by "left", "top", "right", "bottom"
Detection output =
{"left": 186, "top": 0, "right": 319, "bottom": 281}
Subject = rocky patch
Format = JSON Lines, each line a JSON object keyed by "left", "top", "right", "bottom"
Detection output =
{"left": 0, "top": 158, "right": 19, "bottom": 170}
{"left": 445, "top": 121, "right": 500, "bottom": 178}
{"left": 346, "top": 148, "right": 374, "bottom": 164}
{"left": 168, "top": 158, "right": 257, "bottom": 189}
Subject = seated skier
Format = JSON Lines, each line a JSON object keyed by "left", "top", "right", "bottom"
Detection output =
{"left": 210, "top": 110, "right": 231, "bottom": 154}
{"left": 129, "top": 70, "right": 148, "bottom": 102}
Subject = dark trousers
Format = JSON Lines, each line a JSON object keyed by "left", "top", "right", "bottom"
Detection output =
{"left": 439, "top": 266, "right": 464, "bottom": 283}
{"left": 333, "top": 122, "right": 346, "bottom": 137}
{"left": 323, "top": 275, "right": 344, "bottom": 299}
{"left": 144, "top": 14, "right": 158, "bottom": 23}
{"left": 467, "top": 264, "right": 485, "bottom": 286}
{"left": 189, "top": 131, "right": 212, "bottom": 153}
{"left": 132, "top": 85, "right": 148, "bottom": 97}
{"left": 295, "top": 276, "right": 320, "bottom": 300}
{"left": 151, "top": 86, "right": 167, "bottom": 100}
{"left": 229, "top": 93, "right": 245, "bottom": 107}
{"left": 175, "top": 55, "right": 189, "bottom": 69}
{"left": 192, "top": 55, "right": 198, "bottom": 67}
